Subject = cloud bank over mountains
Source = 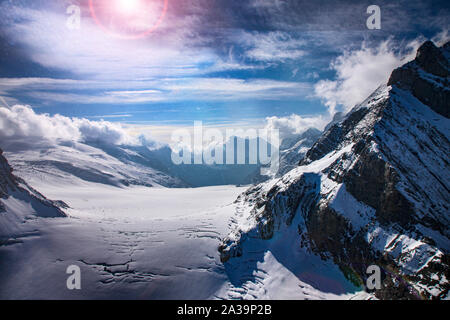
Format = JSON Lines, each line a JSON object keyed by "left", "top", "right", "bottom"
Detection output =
{"left": 0, "top": 105, "right": 137, "bottom": 149}
{"left": 0, "top": 103, "right": 324, "bottom": 154}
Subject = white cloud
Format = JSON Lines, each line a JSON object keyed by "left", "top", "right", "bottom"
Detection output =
{"left": 265, "top": 113, "right": 328, "bottom": 140}
{"left": 238, "top": 31, "right": 306, "bottom": 62}
{"left": 0, "top": 105, "right": 138, "bottom": 150}
{"left": 314, "top": 39, "right": 420, "bottom": 113}
{"left": 160, "top": 78, "right": 312, "bottom": 100}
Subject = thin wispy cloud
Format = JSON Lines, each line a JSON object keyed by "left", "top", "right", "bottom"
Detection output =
{"left": 0, "top": 76, "right": 312, "bottom": 105}
{"left": 237, "top": 31, "right": 306, "bottom": 62}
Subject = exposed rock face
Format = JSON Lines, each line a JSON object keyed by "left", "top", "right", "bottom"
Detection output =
{"left": 388, "top": 40, "right": 449, "bottom": 118}
{"left": 220, "top": 41, "right": 450, "bottom": 300}
{"left": 0, "top": 149, "right": 17, "bottom": 200}
{"left": 0, "top": 148, "right": 66, "bottom": 240}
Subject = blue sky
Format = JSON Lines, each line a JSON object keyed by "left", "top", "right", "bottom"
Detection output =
{"left": 0, "top": 0, "right": 448, "bottom": 141}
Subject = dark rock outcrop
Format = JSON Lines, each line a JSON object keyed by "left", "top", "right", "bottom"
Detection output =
{"left": 388, "top": 40, "right": 449, "bottom": 118}
{"left": 0, "top": 148, "right": 66, "bottom": 223}
{"left": 0, "top": 149, "right": 17, "bottom": 199}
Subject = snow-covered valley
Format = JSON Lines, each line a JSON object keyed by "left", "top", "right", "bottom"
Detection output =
{"left": 0, "top": 180, "right": 366, "bottom": 300}
{"left": 0, "top": 182, "right": 243, "bottom": 299}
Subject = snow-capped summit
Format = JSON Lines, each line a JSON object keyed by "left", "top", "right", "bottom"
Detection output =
{"left": 219, "top": 41, "right": 450, "bottom": 300}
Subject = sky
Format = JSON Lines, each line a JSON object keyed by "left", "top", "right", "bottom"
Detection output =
{"left": 0, "top": 0, "right": 449, "bottom": 143}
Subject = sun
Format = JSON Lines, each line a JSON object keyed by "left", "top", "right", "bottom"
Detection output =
{"left": 89, "top": 0, "right": 169, "bottom": 39}
{"left": 115, "top": 0, "right": 142, "bottom": 15}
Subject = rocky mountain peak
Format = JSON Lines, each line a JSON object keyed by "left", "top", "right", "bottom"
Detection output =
{"left": 415, "top": 40, "right": 449, "bottom": 77}
{"left": 388, "top": 40, "right": 449, "bottom": 118}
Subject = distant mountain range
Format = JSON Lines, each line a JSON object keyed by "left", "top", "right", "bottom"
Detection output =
{"left": 3, "top": 129, "right": 322, "bottom": 189}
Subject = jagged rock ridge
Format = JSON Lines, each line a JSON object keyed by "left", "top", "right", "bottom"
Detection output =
{"left": 219, "top": 41, "right": 450, "bottom": 300}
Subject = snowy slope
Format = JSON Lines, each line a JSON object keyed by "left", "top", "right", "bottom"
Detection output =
{"left": 1, "top": 139, "right": 257, "bottom": 299}
{"left": 5, "top": 141, "right": 187, "bottom": 189}
{"left": 0, "top": 148, "right": 66, "bottom": 242}
{"left": 0, "top": 183, "right": 248, "bottom": 299}
{"left": 220, "top": 41, "right": 450, "bottom": 300}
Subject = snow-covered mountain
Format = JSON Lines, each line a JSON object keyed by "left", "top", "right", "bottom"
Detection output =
{"left": 4, "top": 141, "right": 188, "bottom": 189}
{"left": 219, "top": 40, "right": 450, "bottom": 300}
{"left": 0, "top": 148, "right": 66, "bottom": 242}
{"left": 153, "top": 134, "right": 322, "bottom": 187}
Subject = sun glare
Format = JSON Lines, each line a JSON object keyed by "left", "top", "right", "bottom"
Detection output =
{"left": 90, "top": 0, "right": 169, "bottom": 39}
{"left": 115, "top": 0, "right": 142, "bottom": 15}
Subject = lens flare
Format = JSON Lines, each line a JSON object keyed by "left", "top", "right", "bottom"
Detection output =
{"left": 89, "top": 0, "right": 169, "bottom": 39}
{"left": 115, "top": 0, "right": 142, "bottom": 15}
